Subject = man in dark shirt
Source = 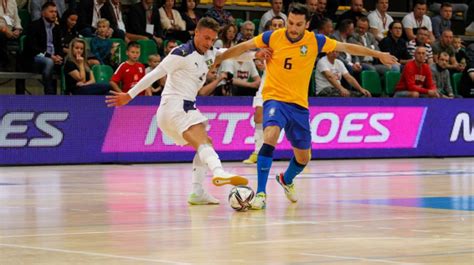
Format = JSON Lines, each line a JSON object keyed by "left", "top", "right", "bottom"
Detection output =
{"left": 379, "top": 21, "right": 411, "bottom": 72}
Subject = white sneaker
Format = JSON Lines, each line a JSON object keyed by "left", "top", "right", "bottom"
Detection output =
{"left": 212, "top": 171, "right": 249, "bottom": 186}
{"left": 250, "top": 192, "right": 266, "bottom": 210}
{"left": 187, "top": 191, "right": 220, "bottom": 205}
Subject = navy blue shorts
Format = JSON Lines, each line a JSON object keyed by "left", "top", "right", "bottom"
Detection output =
{"left": 263, "top": 100, "right": 311, "bottom": 149}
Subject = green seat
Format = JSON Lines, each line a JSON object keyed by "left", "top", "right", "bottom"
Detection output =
{"left": 19, "top": 35, "right": 26, "bottom": 52}
{"left": 252, "top": 18, "right": 260, "bottom": 32}
{"left": 92, "top": 64, "right": 114, "bottom": 84}
{"left": 308, "top": 68, "right": 317, "bottom": 96}
{"left": 451, "top": 72, "right": 462, "bottom": 96}
{"left": 138, "top": 39, "right": 158, "bottom": 64}
{"left": 235, "top": 18, "right": 244, "bottom": 28}
{"left": 60, "top": 64, "right": 67, "bottom": 95}
{"left": 18, "top": 9, "right": 31, "bottom": 34}
{"left": 360, "top": 70, "right": 382, "bottom": 97}
{"left": 384, "top": 71, "right": 401, "bottom": 96}
{"left": 110, "top": 38, "right": 127, "bottom": 63}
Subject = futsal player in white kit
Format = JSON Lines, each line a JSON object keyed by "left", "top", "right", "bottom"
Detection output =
{"left": 106, "top": 17, "right": 270, "bottom": 205}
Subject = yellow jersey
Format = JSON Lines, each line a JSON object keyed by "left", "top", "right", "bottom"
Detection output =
{"left": 254, "top": 28, "right": 337, "bottom": 108}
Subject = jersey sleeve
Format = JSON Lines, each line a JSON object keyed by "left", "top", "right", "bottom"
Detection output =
{"left": 111, "top": 63, "right": 124, "bottom": 84}
{"left": 315, "top": 33, "right": 338, "bottom": 54}
{"left": 254, "top": 30, "right": 273, "bottom": 48}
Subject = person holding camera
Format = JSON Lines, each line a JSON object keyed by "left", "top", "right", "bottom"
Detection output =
{"left": 216, "top": 59, "right": 261, "bottom": 96}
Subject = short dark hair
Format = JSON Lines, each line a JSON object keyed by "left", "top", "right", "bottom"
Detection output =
{"left": 127, "top": 41, "right": 141, "bottom": 50}
{"left": 418, "top": 26, "right": 429, "bottom": 32}
{"left": 414, "top": 0, "right": 427, "bottom": 7}
{"left": 41, "top": 1, "right": 56, "bottom": 10}
{"left": 317, "top": 17, "right": 332, "bottom": 31}
{"left": 197, "top": 17, "right": 220, "bottom": 33}
{"left": 440, "top": 2, "right": 452, "bottom": 9}
{"left": 357, "top": 17, "right": 369, "bottom": 24}
{"left": 337, "top": 19, "right": 354, "bottom": 33}
{"left": 388, "top": 20, "right": 402, "bottom": 30}
{"left": 288, "top": 3, "right": 310, "bottom": 21}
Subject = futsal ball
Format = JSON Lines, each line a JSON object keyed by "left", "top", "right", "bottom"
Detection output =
{"left": 228, "top": 185, "right": 255, "bottom": 212}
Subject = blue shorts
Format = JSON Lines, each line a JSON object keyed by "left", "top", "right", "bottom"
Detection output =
{"left": 263, "top": 100, "right": 311, "bottom": 149}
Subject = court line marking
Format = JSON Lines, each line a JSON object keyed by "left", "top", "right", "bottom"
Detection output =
{"left": 299, "top": 252, "right": 418, "bottom": 265}
{"left": 237, "top": 237, "right": 474, "bottom": 245}
{"left": 0, "top": 243, "right": 191, "bottom": 265}
{"left": 2, "top": 214, "right": 473, "bottom": 239}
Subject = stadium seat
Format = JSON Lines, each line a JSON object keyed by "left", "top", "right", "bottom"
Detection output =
{"left": 360, "top": 70, "right": 382, "bottom": 97}
{"left": 18, "top": 9, "right": 31, "bottom": 34}
{"left": 60, "top": 64, "right": 67, "bottom": 95}
{"left": 92, "top": 64, "right": 114, "bottom": 84}
{"left": 235, "top": 18, "right": 244, "bottom": 28}
{"left": 252, "top": 18, "right": 260, "bottom": 31}
{"left": 137, "top": 39, "right": 158, "bottom": 65}
{"left": 384, "top": 71, "right": 401, "bottom": 97}
{"left": 308, "top": 68, "right": 316, "bottom": 96}
{"left": 451, "top": 72, "right": 462, "bottom": 96}
{"left": 110, "top": 38, "right": 127, "bottom": 63}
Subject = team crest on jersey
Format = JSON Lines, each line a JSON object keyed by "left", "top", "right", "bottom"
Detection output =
{"left": 300, "top": 45, "right": 308, "bottom": 56}
{"left": 205, "top": 59, "right": 213, "bottom": 68}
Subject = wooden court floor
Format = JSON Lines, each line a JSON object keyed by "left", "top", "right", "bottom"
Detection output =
{"left": 0, "top": 158, "right": 473, "bottom": 264}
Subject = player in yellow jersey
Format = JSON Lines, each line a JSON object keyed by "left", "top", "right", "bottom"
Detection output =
{"left": 218, "top": 3, "right": 398, "bottom": 210}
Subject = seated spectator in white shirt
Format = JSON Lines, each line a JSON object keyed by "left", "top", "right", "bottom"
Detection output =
{"left": 402, "top": 0, "right": 434, "bottom": 43}
{"left": 367, "top": 0, "right": 393, "bottom": 41}
{"left": 258, "top": 0, "right": 287, "bottom": 34}
{"left": 315, "top": 51, "right": 372, "bottom": 97}
{"left": 159, "top": 0, "right": 188, "bottom": 42}
{"left": 431, "top": 2, "right": 452, "bottom": 39}
{"left": 218, "top": 59, "right": 260, "bottom": 96}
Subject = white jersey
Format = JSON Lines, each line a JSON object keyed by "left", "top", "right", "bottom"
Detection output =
{"left": 128, "top": 40, "right": 255, "bottom": 101}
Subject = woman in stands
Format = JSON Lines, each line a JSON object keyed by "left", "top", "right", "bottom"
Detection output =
{"left": 58, "top": 9, "right": 80, "bottom": 55}
{"left": 64, "top": 38, "right": 109, "bottom": 95}
{"left": 213, "top": 23, "right": 237, "bottom": 49}
{"left": 179, "top": 0, "right": 201, "bottom": 37}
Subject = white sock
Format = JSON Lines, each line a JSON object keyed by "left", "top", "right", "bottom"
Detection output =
{"left": 192, "top": 154, "right": 206, "bottom": 195}
{"left": 197, "top": 144, "right": 225, "bottom": 176}
{"left": 254, "top": 123, "right": 263, "bottom": 153}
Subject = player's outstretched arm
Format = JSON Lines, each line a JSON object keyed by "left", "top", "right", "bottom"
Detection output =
{"left": 215, "top": 39, "right": 259, "bottom": 66}
{"left": 105, "top": 91, "right": 132, "bottom": 107}
{"left": 335, "top": 42, "right": 398, "bottom": 67}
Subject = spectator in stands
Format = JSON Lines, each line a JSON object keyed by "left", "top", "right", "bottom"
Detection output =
{"left": 379, "top": 21, "right": 411, "bottom": 71}
{"left": 459, "top": 59, "right": 474, "bottom": 98}
{"left": 337, "top": 0, "right": 366, "bottom": 26}
{"left": 308, "top": 0, "right": 327, "bottom": 32}
{"left": 466, "top": 1, "right": 474, "bottom": 35}
{"left": 236, "top": 20, "right": 255, "bottom": 43}
{"left": 58, "top": 9, "right": 79, "bottom": 55}
{"left": 23, "top": 2, "right": 63, "bottom": 95}
{"left": 163, "top": 39, "right": 178, "bottom": 56}
{"left": 349, "top": 17, "right": 389, "bottom": 76}
{"left": 315, "top": 51, "right": 371, "bottom": 97}
{"left": 110, "top": 41, "right": 151, "bottom": 95}
{"left": 146, "top": 54, "right": 164, "bottom": 95}
{"left": 432, "top": 29, "right": 465, "bottom": 72}
{"left": 431, "top": 51, "right": 455, "bottom": 98}
{"left": 429, "top": 0, "right": 468, "bottom": 23}
{"left": 88, "top": 19, "right": 115, "bottom": 67}
{"left": 64, "top": 38, "right": 110, "bottom": 95}
{"left": 77, "top": 0, "right": 108, "bottom": 37}
{"left": 258, "top": 0, "right": 287, "bottom": 34}
{"left": 204, "top": 0, "right": 234, "bottom": 27}
{"left": 159, "top": 0, "right": 188, "bottom": 42}
{"left": 0, "top": 0, "right": 23, "bottom": 69}
{"left": 100, "top": 0, "right": 127, "bottom": 40}
{"left": 29, "top": 0, "right": 65, "bottom": 21}
{"left": 431, "top": 2, "right": 452, "bottom": 39}
{"left": 317, "top": 17, "right": 334, "bottom": 36}
{"left": 213, "top": 23, "right": 237, "bottom": 48}
{"left": 203, "top": 67, "right": 227, "bottom": 96}
{"left": 306, "top": 0, "right": 318, "bottom": 31}
{"left": 407, "top": 26, "right": 434, "bottom": 65}
{"left": 453, "top": 36, "right": 467, "bottom": 67}
{"left": 332, "top": 19, "right": 363, "bottom": 76}
{"left": 395, "top": 46, "right": 439, "bottom": 98}
{"left": 126, "top": 0, "right": 164, "bottom": 50}
{"left": 402, "top": 0, "right": 434, "bottom": 43}
{"left": 367, "top": 0, "right": 393, "bottom": 42}
{"left": 180, "top": 0, "right": 201, "bottom": 37}
{"left": 218, "top": 59, "right": 261, "bottom": 96}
